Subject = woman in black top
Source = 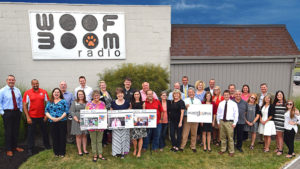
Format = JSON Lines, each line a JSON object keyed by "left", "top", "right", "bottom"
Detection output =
{"left": 169, "top": 89, "right": 185, "bottom": 152}
{"left": 130, "top": 91, "right": 147, "bottom": 158}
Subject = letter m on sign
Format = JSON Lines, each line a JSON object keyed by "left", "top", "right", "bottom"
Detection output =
{"left": 103, "top": 33, "right": 119, "bottom": 49}
{"left": 36, "top": 14, "right": 54, "bottom": 30}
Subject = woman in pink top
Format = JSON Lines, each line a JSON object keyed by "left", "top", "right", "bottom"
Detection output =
{"left": 85, "top": 90, "right": 106, "bottom": 162}
{"left": 241, "top": 84, "right": 251, "bottom": 101}
{"left": 159, "top": 91, "right": 170, "bottom": 151}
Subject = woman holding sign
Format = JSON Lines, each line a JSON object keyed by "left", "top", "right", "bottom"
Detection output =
{"left": 70, "top": 90, "right": 88, "bottom": 156}
{"left": 85, "top": 90, "right": 106, "bottom": 162}
{"left": 130, "top": 91, "right": 147, "bottom": 158}
{"left": 201, "top": 91, "right": 217, "bottom": 152}
{"left": 110, "top": 88, "right": 130, "bottom": 159}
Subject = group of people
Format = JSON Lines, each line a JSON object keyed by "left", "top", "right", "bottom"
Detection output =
{"left": 0, "top": 75, "right": 299, "bottom": 162}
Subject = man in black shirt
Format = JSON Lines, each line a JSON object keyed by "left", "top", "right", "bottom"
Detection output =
{"left": 123, "top": 77, "right": 135, "bottom": 102}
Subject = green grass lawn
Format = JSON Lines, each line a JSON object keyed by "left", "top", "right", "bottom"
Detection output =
{"left": 20, "top": 140, "right": 300, "bottom": 169}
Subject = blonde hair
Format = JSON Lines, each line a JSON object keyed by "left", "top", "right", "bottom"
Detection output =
{"left": 213, "top": 86, "right": 221, "bottom": 96}
{"left": 195, "top": 80, "right": 205, "bottom": 90}
{"left": 247, "top": 93, "right": 258, "bottom": 104}
{"left": 172, "top": 89, "right": 182, "bottom": 100}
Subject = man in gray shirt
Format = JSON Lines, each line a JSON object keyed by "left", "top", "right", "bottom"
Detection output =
{"left": 233, "top": 90, "right": 248, "bottom": 152}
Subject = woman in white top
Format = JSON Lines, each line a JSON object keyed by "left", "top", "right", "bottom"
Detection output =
{"left": 258, "top": 95, "right": 276, "bottom": 152}
{"left": 284, "top": 100, "right": 300, "bottom": 158}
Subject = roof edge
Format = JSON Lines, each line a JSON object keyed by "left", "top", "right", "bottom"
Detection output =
{"left": 172, "top": 24, "right": 286, "bottom": 28}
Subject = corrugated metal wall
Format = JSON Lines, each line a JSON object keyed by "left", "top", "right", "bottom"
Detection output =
{"left": 171, "top": 62, "right": 292, "bottom": 96}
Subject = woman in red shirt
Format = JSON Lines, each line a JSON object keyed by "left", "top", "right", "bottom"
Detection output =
{"left": 212, "top": 86, "right": 224, "bottom": 146}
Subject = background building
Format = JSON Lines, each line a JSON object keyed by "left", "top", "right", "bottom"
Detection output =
{"left": 170, "top": 24, "right": 300, "bottom": 96}
{"left": 0, "top": 2, "right": 171, "bottom": 90}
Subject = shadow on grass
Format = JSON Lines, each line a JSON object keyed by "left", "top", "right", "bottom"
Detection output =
{"left": 19, "top": 140, "right": 300, "bottom": 169}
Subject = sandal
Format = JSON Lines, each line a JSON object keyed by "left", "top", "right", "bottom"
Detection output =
{"left": 250, "top": 145, "right": 254, "bottom": 150}
{"left": 264, "top": 149, "right": 270, "bottom": 152}
{"left": 84, "top": 152, "right": 89, "bottom": 155}
{"left": 92, "top": 156, "right": 98, "bottom": 162}
{"left": 99, "top": 156, "right": 107, "bottom": 160}
{"left": 277, "top": 150, "right": 283, "bottom": 156}
{"left": 274, "top": 148, "right": 279, "bottom": 153}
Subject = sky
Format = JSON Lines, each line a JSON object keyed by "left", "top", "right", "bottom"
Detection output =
{"left": 3, "top": 0, "right": 300, "bottom": 49}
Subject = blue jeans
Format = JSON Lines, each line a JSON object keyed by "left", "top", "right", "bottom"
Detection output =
{"left": 142, "top": 123, "right": 162, "bottom": 150}
{"left": 159, "top": 123, "right": 168, "bottom": 149}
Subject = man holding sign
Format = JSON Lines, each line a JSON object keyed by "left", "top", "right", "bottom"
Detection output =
{"left": 217, "top": 90, "right": 239, "bottom": 157}
{"left": 180, "top": 87, "right": 201, "bottom": 152}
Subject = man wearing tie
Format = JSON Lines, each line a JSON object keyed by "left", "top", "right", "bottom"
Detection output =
{"left": 217, "top": 90, "right": 239, "bottom": 157}
{"left": 180, "top": 76, "right": 194, "bottom": 99}
{"left": 0, "top": 75, "right": 24, "bottom": 157}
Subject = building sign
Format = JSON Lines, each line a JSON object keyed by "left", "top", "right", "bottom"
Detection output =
{"left": 29, "top": 11, "right": 126, "bottom": 59}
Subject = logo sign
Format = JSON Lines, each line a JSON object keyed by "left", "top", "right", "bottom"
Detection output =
{"left": 29, "top": 11, "right": 126, "bottom": 60}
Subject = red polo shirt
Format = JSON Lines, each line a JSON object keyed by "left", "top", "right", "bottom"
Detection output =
{"left": 23, "top": 88, "right": 49, "bottom": 118}
{"left": 145, "top": 99, "right": 163, "bottom": 124}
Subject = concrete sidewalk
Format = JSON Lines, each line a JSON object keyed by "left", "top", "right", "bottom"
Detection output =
{"left": 283, "top": 155, "right": 300, "bottom": 169}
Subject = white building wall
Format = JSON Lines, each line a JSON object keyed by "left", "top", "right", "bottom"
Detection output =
{"left": 0, "top": 3, "right": 171, "bottom": 91}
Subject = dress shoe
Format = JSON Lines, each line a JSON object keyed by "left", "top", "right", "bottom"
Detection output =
{"left": 192, "top": 149, "right": 197, "bottom": 153}
{"left": 15, "top": 147, "right": 24, "bottom": 152}
{"left": 6, "top": 151, "right": 13, "bottom": 157}
{"left": 218, "top": 151, "right": 225, "bottom": 155}
{"left": 229, "top": 153, "right": 234, "bottom": 157}
{"left": 27, "top": 150, "right": 33, "bottom": 156}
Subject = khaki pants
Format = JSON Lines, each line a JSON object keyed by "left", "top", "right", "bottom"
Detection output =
{"left": 220, "top": 120, "right": 234, "bottom": 153}
{"left": 180, "top": 117, "right": 199, "bottom": 149}
{"left": 90, "top": 131, "right": 103, "bottom": 155}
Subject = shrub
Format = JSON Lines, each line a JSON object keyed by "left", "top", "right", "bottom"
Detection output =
{"left": 98, "top": 63, "right": 169, "bottom": 97}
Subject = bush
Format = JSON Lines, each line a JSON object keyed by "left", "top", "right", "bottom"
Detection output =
{"left": 98, "top": 63, "right": 169, "bottom": 97}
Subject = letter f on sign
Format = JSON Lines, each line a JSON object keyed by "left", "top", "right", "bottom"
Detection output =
{"left": 103, "top": 15, "right": 118, "bottom": 31}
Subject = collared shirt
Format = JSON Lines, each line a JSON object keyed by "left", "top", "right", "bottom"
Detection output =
{"left": 0, "top": 85, "right": 23, "bottom": 115}
{"left": 123, "top": 87, "right": 135, "bottom": 102}
{"left": 259, "top": 93, "right": 267, "bottom": 107}
{"left": 234, "top": 99, "right": 248, "bottom": 124}
{"left": 217, "top": 99, "right": 239, "bottom": 125}
{"left": 140, "top": 90, "right": 158, "bottom": 101}
{"left": 168, "top": 92, "right": 185, "bottom": 101}
{"left": 184, "top": 97, "right": 201, "bottom": 116}
{"left": 284, "top": 111, "right": 300, "bottom": 133}
{"left": 63, "top": 91, "right": 74, "bottom": 109}
{"left": 74, "top": 85, "right": 93, "bottom": 102}
{"left": 23, "top": 88, "right": 49, "bottom": 118}
{"left": 145, "top": 99, "right": 163, "bottom": 124}
{"left": 182, "top": 85, "right": 189, "bottom": 98}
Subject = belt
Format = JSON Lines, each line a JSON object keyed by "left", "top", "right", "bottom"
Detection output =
{"left": 4, "top": 109, "right": 19, "bottom": 111}
{"left": 222, "top": 120, "right": 233, "bottom": 122}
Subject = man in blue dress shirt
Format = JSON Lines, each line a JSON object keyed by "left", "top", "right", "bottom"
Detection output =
{"left": 0, "top": 75, "right": 24, "bottom": 156}
{"left": 59, "top": 81, "right": 75, "bottom": 143}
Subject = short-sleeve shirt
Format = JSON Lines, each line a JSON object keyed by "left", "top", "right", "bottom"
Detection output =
{"left": 234, "top": 99, "right": 248, "bottom": 124}
{"left": 145, "top": 99, "right": 163, "bottom": 124}
{"left": 45, "top": 99, "right": 69, "bottom": 122}
{"left": 23, "top": 88, "right": 49, "bottom": 118}
{"left": 111, "top": 100, "right": 130, "bottom": 110}
{"left": 169, "top": 100, "right": 185, "bottom": 123}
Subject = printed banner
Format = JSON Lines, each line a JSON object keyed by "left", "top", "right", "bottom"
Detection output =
{"left": 187, "top": 104, "right": 213, "bottom": 123}
{"left": 107, "top": 110, "right": 134, "bottom": 129}
{"left": 80, "top": 109, "right": 108, "bottom": 130}
{"left": 133, "top": 109, "right": 157, "bottom": 128}
{"left": 29, "top": 11, "right": 126, "bottom": 60}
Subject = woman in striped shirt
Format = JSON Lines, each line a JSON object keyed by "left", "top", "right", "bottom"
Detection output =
{"left": 273, "top": 90, "right": 287, "bottom": 156}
